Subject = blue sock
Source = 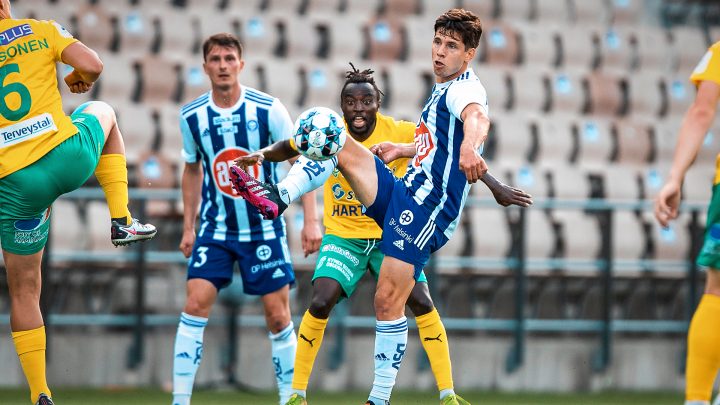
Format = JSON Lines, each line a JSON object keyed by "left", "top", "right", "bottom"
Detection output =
{"left": 270, "top": 322, "right": 297, "bottom": 405}
{"left": 277, "top": 156, "right": 337, "bottom": 204}
{"left": 172, "top": 312, "right": 207, "bottom": 405}
{"left": 369, "top": 317, "right": 408, "bottom": 402}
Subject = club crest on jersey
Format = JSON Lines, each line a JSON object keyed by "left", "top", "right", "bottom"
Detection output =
{"left": 212, "top": 148, "right": 260, "bottom": 197}
{"left": 246, "top": 119, "right": 259, "bottom": 131}
{"left": 256, "top": 244, "right": 272, "bottom": 261}
{"left": 0, "top": 24, "right": 32, "bottom": 46}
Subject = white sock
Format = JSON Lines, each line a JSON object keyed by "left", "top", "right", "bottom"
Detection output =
{"left": 277, "top": 156, "right": 337, "bottom": 204}
{"left": 685, "top": 401, "right": 711, "bottom": 405}
{"left": 172, "top": 312, "right": 207, "bottom": 405}
{"left": 369, "top": 317, "right": 408, "bottom": 402}
{"left": 270, "top": 322, "right": 297, "bottom": 405}
{"left": 440, "top": 388, "right": 456, "bottom": 400}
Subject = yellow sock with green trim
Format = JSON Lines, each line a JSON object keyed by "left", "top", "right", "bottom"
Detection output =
{"left": 417, "top": 308, "right": 454, "bottom": 392}
{"left": 292, "top": 310, "right": 329, "bottom": 391}
{"left": 686, "top": 294, "right": 720, "bottom": 402}
{"left": 95, "top": 154, "right": 131, "bottom": 225}
{"left": 12, "top": 326, "right": 51, "bottom": 403}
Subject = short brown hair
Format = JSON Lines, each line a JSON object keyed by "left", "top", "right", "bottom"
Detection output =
{"left": 202, "top": 33, "right": 243, "bottom": 61}
{"left": 434, "top": 8, "right": 483, "bottom": 50}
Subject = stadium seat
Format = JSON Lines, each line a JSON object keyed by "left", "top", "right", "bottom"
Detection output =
{"left": 434, "top": 215, "right": 470, "bottom": 265}
{"left": 511, "top": 67, "right": 551, "bottom": 113}
{"left": 475, "top": 64, "right": 512, "bottom": 113}
{"left": 297, "top": 62, "right": 345, "bottom": 111}
{"left": 469, "top": 207, "right": 513, "bottom": 259}
{"left": 572, "top": 0, "right": 611, "bottom": 26}
{"left": 598, "top": 27, "right": 636, "bottom": 73}
{"left": 612, "top": 210, "right": 647, "bottom": 262}
{"left": 557, "top": 27, "right": 600, "bottom": 70}
{"left": 548, "top": 69, "right": 588, "bottom": 115}
{"left": 682, "top": 164, "right": 714, "bottom": 203}
{"left": 257, "top": 60, "right": 302, "bottom": 116}
{"left": 647, "top": 211, "right": 692, "bottom": 262}
{"left": 601, "top": 165, "right": 642, "bottom": 201}
{"left": 136, "top": 151, "right": 179, "bottom": 218}
{"left": 403, "top": 16, "right": 432, "bottom": 64}
{"left": 117, "top": 8, "right": 155, "bottom": 57}
{"left": 652, "top": 117, "right": 682, "bottom": 164}
{"left": 147, "top": 8, "right": 201, "bottom": 57}
{"left": 74, "top": 3, "right": 118, "bottom": 53}
{"left": 489, "top": 112, "right": 533, "bottom": 165}
{"left": 383, "top": 62, "right": 432, "bottom": 120}
{"left": 239, "top": 59, "right": 264, "bottom": 91}
{"left": 178, "top": 61, "right": 210, "bottom": 105}
{"left": 665, "top": 74, "right": 695, "bottom": 118}
{"left": 87, "top": 201, "right": 114, "bottom": 251}
{"left": 627, "top": 72, "right": 666, "bottom": 118}
{"left": 381, "top": 0, "right": 421, "bottom": 17}
{"left": 261, "top": 0, "right": 307, "bottom": 16}
{"left": 501, "top": 163, "right": 551, "bottom": 201}
{"left": 547, "top": 164, "right": 592, "bottom": 200}
{"left": 344, "top": 0, "right": 382, "bottom": 15}
{"left": 534, "top": 0, "right": 573, "bottom": 24}
{"left": 301, "top": 0, "right": 343, "bottom": 17}
{"left": 669, "top": 26, "right": 710, "bottom": 75}
{"left": 524, "top": 209, "right": 556, "bottom": 259}
{"left": 496, "top": 0, "right": 532, "bottom": 21}
{"left": 158, "top": 105, "right": 184, "bottom": 162}
{"left": 241, "top": 15, "right": 282, "bottom": 60}
{"left": 608, "top": 0, "right": 644, "bottom": 26}
{"left": 515, "top": 23, "right": 560, "bottom": 68}
{"left": 94, "top": 53, "right": 137, "bottom": 105}
{"left": 552, "top": 210, "right": 602, "bottom": 261}
{"left": 428, "top": 1, "right": 474, "bottom": 19}
{"left": 115, "top": 103, "right": 157, "bottom": 164}
{"left": 364, "top": 15, "right": 407, "bottom": 62}
{"left": 635, "top": 27, "right": 673, "bottom": 73}
{"left": 50, "top": 200, "right": 87, "bottom": 252}
{"left": 613, "top": 119, "right": 653, "bottom": 166}
{"left": 638, "top": 164, "right": 671, "bottom": 202}
{"left": 576, "top": 117, "right": 614, "bottom": 169}
{"left": 535, "top": 114, "right": 576, "bottom": 166}
{"left": 323, "top": 15, "right": 365, "bottom": 63}
{"left": 135, "top": 55, "right": 182, "bottom": 106}
{"left": 478, "top": 20, "right": 520, "bottom": 66}
{"left": 586, "top": 71, "right": 627, "bottom": 116}
{"left": 195, "top": 10, "right": 242, "bottom": 44}
{"left": 283, "top": 15, "right": 326, "bottom": 62}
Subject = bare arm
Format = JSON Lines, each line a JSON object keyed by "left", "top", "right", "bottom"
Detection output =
{"left": 480, "top": 171, "right": 533, "bottom": 207}
{"left": 655, "top": 80, "right": 720, "bottom": 227}
{"left": 234, "top": 139, "right": 299, "bottom": 169}
{"left": 299, "top": 190, "right": 322, "bottom": 257}
{"left": 459, "top": 103, "right": 490, "bottom": 183}
{"left": 370, "top": 142, "right": 416, "bottom": 163}
{"left": 60, "top": 42, "right": 103, "bottom": 93}
{"left": 179, "top": 162, "right": 203, "bottom": 258}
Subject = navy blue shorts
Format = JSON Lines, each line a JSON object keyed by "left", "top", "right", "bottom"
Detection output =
{"left": 364, "top": 157, "right": 448, "bottom": 279}
{"left": 187, "top": 234, "right": 295, "bottom": 295}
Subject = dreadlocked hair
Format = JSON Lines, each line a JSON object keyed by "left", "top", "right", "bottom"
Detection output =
{"left": 341, "top": 62, "right": 384, "bottom": 102}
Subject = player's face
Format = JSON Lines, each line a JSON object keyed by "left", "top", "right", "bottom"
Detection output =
{"left": 432, "top": 30, "right": 475, "bottom": 83}
{"left": 203, "top": 45, "right": 244, "bottom": 90}
{"left": 340, "top": 82, "right": 379, "bottom": 140}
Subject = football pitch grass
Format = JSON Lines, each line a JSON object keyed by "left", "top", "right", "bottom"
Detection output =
{"left": 0, "top": 388, "right": 685, "bottom": 405}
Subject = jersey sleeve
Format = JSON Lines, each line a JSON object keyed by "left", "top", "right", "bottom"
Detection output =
{"left": 268, "top": 98, "right": 294, "bottom": 142}
{"left": 41, "top": 20, "right": 78, "bottom": 61}
{"left": 446, "top": 80, "right": 489, "bottom": 120}
{"left": 690, "top": 42, "right": 720, "bottom": 87}
{"left": 180, "top": 114, "right": 199, "bottom": 163}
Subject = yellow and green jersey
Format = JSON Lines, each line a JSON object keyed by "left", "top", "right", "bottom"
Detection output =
{"left": 323, "top": 113, "right": 415, "bottom": 239}
{"left": 0, "top": 18, "right": 78, "bottom": 178}
{"left": 691, "top": 41, "right": 720, "bottom": 87}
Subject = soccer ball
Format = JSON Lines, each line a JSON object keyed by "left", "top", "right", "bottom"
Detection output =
{"left": 292, "top": 107, "right": 347, "bottom": 161}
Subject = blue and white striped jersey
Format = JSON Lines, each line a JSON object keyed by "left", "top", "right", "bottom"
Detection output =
{"left": 180, "top": 87, "right": 294, "bottom": 242}
{"left": 403, "top": 67, "right": 489, "bottom": 239}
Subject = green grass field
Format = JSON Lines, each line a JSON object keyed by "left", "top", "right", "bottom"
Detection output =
{"left": 0, "top": 388, "right": 685, "bottom": 405}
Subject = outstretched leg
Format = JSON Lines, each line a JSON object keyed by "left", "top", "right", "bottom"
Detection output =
{"left": 72, "top": 101, "right": 156, "bottom": 246}
{"left": 685, "top": 270, "right": 720, "bottom": 405}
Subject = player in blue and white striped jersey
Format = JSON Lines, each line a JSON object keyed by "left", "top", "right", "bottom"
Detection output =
{"left": 231, "top": 9, "right": 513, "bottom": 405}
{"left": 171, "top": 33, "right": 322, "bottom": 405}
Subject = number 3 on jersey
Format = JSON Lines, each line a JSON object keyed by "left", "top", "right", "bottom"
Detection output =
{"left": 0, "top": 63, "right": 32, "bottom": 121}
{"left": 193, "top": 246, "right": 209, "bottom": 268}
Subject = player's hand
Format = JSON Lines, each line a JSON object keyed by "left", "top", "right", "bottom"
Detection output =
{"left": 370, "top": 142, "right": 406, "bottom": 164}
{"left": 179, "top": 229, "right": 196, "bottom": 258}
{"left": 459, "top": 145, "right": 487, "bottom": 183}
{"left": 64, "top": 70, "right": 93, "bottom": 94}
{"left": 301, "top": 219, "right": 322, "bottom": 257}
{"left": 234, "top": 152, "right": 264, "bottom": 171}
{"left": 654, "top": 180, "right": 682, "bottom": 228}
{"left": 492, "top": 181, "right": 533, "bottom": 207}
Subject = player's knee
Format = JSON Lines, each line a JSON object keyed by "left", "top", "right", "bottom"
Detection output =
{"left": 266, "top": 311, "right": 291, "bottom": 333}
{"left": 184, "top": 295, "right": 213, "bottom": 317}
{"left": 406, "top": 290, "right": 434, "bottom": 317}
{"left": 81, "top": 101, "right": 117, "bottom": 128}
{"left": 308, "top": 294, "right": 335, "bottom": 319}
{"left": 374, "top": 289, "right": 403, "bottom": 319}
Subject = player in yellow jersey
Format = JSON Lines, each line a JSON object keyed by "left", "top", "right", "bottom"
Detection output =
{"left": 655, "top": 41, "right": 720, "bottom": 405}
{"left": 235, "top": 63, "right": 532, "bottom": 405}
{"left": 0, "top": 1, "right": 156, "bottom": 404}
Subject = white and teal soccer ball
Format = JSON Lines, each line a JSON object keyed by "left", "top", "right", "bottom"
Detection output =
{"left": 292, "top": 107, "right": 347, "bottom": 161}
